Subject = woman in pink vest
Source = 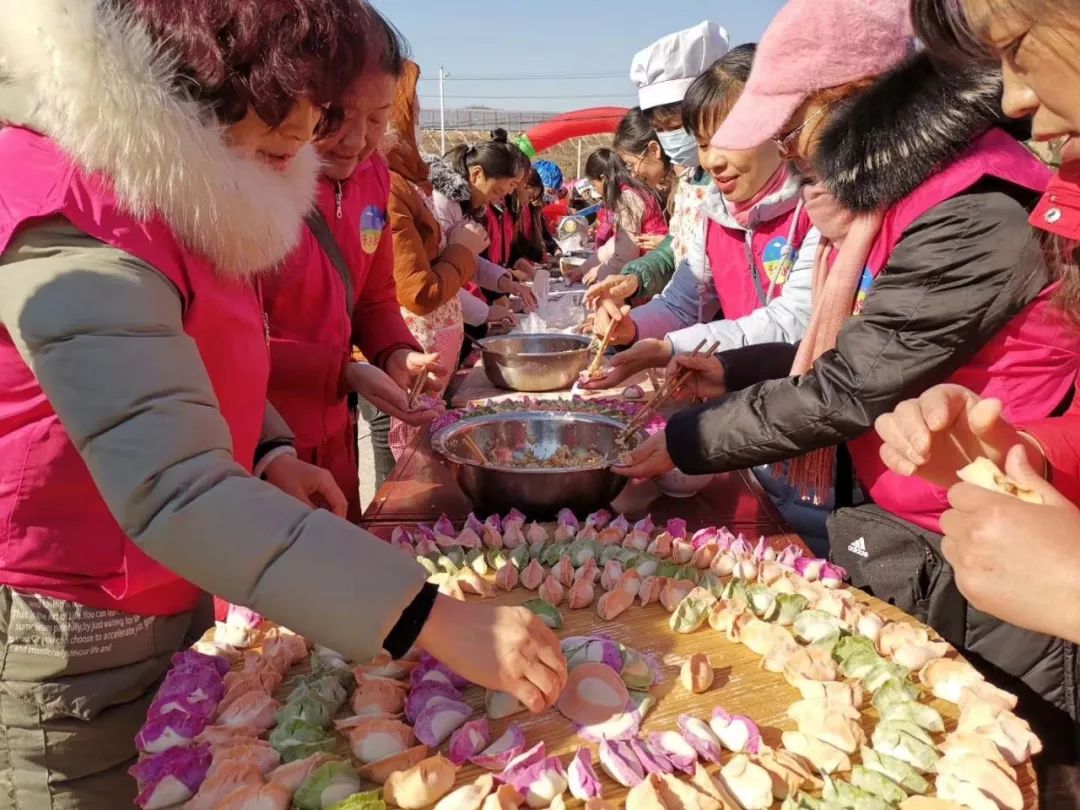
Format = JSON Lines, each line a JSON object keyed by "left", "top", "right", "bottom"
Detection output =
{"left": 585, "top": 45, "right": 817, "bottom": 384}
{"left": 874, "top": 2, "right": 1080, "bottom": 792}
{"left": 0, "top": 2, "right": 565, "bottom": 805}
{"left": 263, "top": 11, "right": 445, "bottom": 520}
{"left": 585, "top": 45, "right": 829, "bottom": 548}
{"left": 874, "top": 0, "right": 1080, "bottom": 640}
{"left": 614, "top": 0, "right": 1080, "bottom": 750}
{"left": 580, "top": 149, "right": 670, "bottom": 285}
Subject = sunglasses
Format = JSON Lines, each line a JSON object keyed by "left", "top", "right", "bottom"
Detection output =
{"left": 772, "top": 103, "right": 833, "bottom": 156}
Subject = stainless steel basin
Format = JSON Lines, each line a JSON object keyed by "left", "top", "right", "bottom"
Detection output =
{"left": 431, "top": 412, "right": 639, "bottom": 518}
{"left": 477, "top": 333, "right": 592, "bottom": 393}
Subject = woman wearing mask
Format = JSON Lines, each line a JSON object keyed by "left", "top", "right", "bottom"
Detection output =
{"left": 264, "top": 8, "right": 444, "bottom": 513}
{"left": 614, "top": 0, "right": 1080, "bottom": 746}
{"left": 873, "top": 3, "right": 1080, "bottom": 777}
{"left": 593, "top": 21, "right": 729, "bottom": 304}
{"left": 0, "top": 2, "right": 565, "bottom": 804}
{"left": 578, "top": 149, "right": 669, "bottom": 285}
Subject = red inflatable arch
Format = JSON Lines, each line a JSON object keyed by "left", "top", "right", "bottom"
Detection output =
{"left": 515, "top": 106, "right": 629, "bottom": 158}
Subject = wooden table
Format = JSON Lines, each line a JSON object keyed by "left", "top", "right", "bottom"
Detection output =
{"left": 448, "top": 362, "right": 656, "bottom": 410}
{"left": 357, "top": 400, "right": 1038, "bottom": 807}
{"left": 362, "top": 433, "right": 798, "bottom": 547}
{"left": 317, "top": 533, "right": 1040, "bottom": 809}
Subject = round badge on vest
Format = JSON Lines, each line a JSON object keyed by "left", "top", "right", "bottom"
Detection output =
{"left": 762, "top": 237, "right": 795, "bottom": 285}
{"left": 360, "top": 205, "right": 388, "bottom": 254}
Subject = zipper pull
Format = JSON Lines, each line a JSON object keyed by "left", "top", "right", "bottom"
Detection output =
{"left": 335, "top": 181, "right": 343, "bottom": 220}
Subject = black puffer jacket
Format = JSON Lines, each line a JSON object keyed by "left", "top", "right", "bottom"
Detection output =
{"left": 665, "top": 53, "right": 1080, "bottom": 772}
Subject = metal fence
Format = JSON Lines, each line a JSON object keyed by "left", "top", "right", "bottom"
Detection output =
{"left": 418, "top": 108, "right": 556, "bottom": 132}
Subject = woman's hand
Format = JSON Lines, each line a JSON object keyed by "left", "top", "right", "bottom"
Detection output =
{"left": 580, "top": 338, "right": 672, "bottom": 391}
{"left": 346, "top": 362, "right": 443, "bottom": 427}
{"left": 384, "top": 350, "right": 449, "bottom": 393}
{"left": 941, "top": 445, "right": 1080, "bottom": 645}
{"left": 263, "top": 454, "right": 348, "bottom": 517}
{"left": 873, "top": 384, "right": 1041, "bottom": 488}
{"left": 581, "top": 267, "right": 600, "bottom": 287}
{"left": 591, "top": 299, "right": 636, "bottom": 346}
{"left": 584, "top": 274, "right": 641, "bottom": 308}
{"left": 417, "top": 596, "right": 568, "bottom": 713}
{"left": 512, "top": 258, "right": 537, "bottom": 281}
{"left": 611, "top": 431, "right": 676, "bottom": 479}
{"left": 498, "top": 277, "right": 538, "bottom": 312}
{"left": 449, "top": 221, "right": 490, "bottom": 255}
{"left": 667, "top": 353, "right": 727, "bottom": 401}
{"left": 635, "top": 233, "right": 666, "bottom": 252}
{"left": 487, "top": 302, "right": 516, "bottom": 327}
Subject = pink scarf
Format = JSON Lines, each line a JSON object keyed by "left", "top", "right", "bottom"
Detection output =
{"left": 729, "top": 165, "right": 790, "bottom": 229}
{"left": 784, "top": 183, "right": 885, "bottom": 498}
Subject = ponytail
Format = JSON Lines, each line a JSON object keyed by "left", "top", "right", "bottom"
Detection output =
{"left": 444, "top": 140, "right": 520, "bottom": 181}
{"left": 584, "top": 148, "right": 661, "bottom": 216}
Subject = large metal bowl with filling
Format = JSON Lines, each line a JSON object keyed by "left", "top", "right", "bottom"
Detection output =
{"left": 431, "top": 412, "right": 639, "bottom": 518}
{"left": 477, "top": 333, "right": 592, "bottom": 392}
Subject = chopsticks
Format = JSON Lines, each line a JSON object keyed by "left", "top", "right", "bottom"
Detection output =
{"left": 617, "top": 339, "right": 720, "bottom": 445}
{"left": 406, "top": 366, "right": 429, "bottom": 410}
{"left": 586, "top": 318, "right": 617, "bottom": 378}
{"left": 461, "top": 434, "right": 490, "bottom": 465}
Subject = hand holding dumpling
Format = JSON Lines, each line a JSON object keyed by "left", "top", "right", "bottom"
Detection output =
{"left": 941, "top": 444, "right": 1080, "bottom": 645}
{"left": 416, "top": 596, "right": 567, "bottom": 714}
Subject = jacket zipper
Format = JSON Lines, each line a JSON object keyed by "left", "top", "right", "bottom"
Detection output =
{"left": 335, "top": 181, "right": 343, "bottom": 220}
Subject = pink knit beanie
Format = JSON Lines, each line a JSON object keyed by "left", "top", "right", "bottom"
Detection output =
{"left": 712, "top": 0, "right": 915, "bottom": 151}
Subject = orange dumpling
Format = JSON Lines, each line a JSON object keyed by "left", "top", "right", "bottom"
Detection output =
{"left": 346, "top": 718, "right": 416, "bottom": 765}
{"left": 350, "top": 679, "right": 407, "bottom": 716}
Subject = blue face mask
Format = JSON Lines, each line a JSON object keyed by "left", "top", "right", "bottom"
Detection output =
{"left": 657, "top": 128, "right": 700, "bottom": 169}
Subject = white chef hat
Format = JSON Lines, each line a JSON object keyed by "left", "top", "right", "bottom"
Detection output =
{"left": 630, "top": 21, "right": 731, "bottom": 110}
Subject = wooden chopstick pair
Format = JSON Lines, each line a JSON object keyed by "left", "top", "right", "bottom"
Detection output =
{"left": 586, "top": 318, "right": 617, "bottom": 378}
{"left": 406, "top": 367, "right": 428, "bottom": 410}
{"left": 617, "top": 339, "right": 720, "bottom": 444}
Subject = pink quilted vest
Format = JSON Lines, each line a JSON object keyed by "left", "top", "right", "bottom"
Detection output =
{"left": 0, "top": 128, "right": 269, "bottom": 615}
{"left": 845, "top": 129, "right": 1080, "bottom": 532}
{"left": 707, "top": 204, "right": 814, "bottom": 320}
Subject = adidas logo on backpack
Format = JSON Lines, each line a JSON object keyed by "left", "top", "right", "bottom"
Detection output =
{"left": 847, "top": 537, "right": 869, "bottom": 558}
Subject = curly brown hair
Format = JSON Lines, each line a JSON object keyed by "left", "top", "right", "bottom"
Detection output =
{"left": 120, "top": 0, "right": 370, "bottom": 132}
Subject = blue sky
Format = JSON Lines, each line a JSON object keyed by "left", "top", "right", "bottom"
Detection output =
{"left": 372, "top": 1, "right": 787, "bottom": 113}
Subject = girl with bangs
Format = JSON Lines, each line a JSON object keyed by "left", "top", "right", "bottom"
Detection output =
{"left": 0, "top": 1, "right": 564, "bottom": 802}
{"left": 578, "top": 148, "right": 670, "bottom": 286}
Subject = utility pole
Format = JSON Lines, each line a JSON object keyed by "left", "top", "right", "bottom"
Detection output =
{"left": 439, "top": 66, "right": 447, "bottom": 154}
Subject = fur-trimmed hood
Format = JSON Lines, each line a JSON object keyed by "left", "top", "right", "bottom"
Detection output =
{"left": 426, "top": 156, "right": 472, "bottom": 204}
{"left": 0, "top": 0, "right": 320, "bottom": 276}
{"left": 813, "top": 52, "right": 1005, "bottom": 213}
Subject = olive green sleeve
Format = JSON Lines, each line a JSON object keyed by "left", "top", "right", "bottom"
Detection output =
{"left": 0, "top": 219, "right": 428, "bottom": 661}
{"left": 620, "top": 236, "right": 675, "bottom": 298}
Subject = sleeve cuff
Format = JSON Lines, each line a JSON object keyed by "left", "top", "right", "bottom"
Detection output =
{"left": 253, "top": 445, "right": 297, "bottom": 479}
{"left": 665, "top": 406, "right": 715, "bottom": 475}
{"left": 382, "top": 582, "right": 439, "bottom": 658}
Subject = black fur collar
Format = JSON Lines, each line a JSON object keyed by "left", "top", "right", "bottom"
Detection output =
{"left": 813, "top": 52, "right": 1005, "bottom": 213}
